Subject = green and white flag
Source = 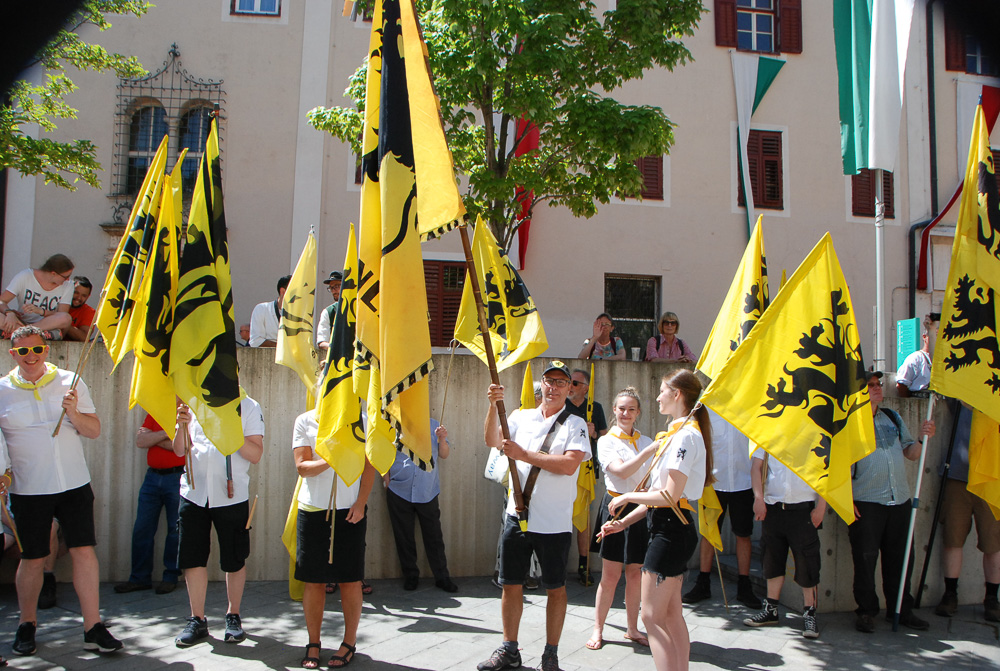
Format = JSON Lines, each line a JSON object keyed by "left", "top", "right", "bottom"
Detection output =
{"left": 834, "top": 0, "right": 915, "bottom": 175}
{"left": 732, "top": 52, "right": 784, "bottom": 238}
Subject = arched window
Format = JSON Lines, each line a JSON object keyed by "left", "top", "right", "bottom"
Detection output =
{"left": 126, "top": 105, "right": 167, "bottom": 194}
{"left": 178, "top": 105, "right": 214, "bottom": 192}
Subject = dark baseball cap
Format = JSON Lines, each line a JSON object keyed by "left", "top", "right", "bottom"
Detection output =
{"left": 323, "top": 271, "right": 343, "bottom": 284}
{"left": 542, "top": 360, "right": 571, "bottom": 378}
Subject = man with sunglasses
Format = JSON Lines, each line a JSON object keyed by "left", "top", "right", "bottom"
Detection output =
{"left": 480, "top": 361, "right": 591, "bottom": 671}
{"left": 0, "top": 326, "right": 122, "bottom": 655}
{"left": 848, "top": 370, "right": 935, "bottom": 633}
{"left": 566, "top": 368, "right": 607, "bottom": 586}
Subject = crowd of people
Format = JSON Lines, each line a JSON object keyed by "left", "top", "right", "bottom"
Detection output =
{"left": 0, "top": 258, "right": 995, "bottom": 671}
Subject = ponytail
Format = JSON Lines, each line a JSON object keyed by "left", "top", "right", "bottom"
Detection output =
{"left": 661, "top": 369, "right": 715, "bottom": 487}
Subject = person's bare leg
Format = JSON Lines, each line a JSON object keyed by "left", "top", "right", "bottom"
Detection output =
{"left": 802, "top": 586, "right": 816, "bottom": 608}
{"left": 545, "top": 587, "right": 567, "bottom": 646}
{"left": 591, "top": 560, "right": 621, "bottom": 643}
{"left": 339, "top": 582, "right": 363, "bottom": 647}
{"left": 942, "top": 547, "right": 963, "bottom": 579}
{"left": 302, "top": 582, "right": 326, "bottom": 646}
{"left": 42, "top": 525, "right": 59, "bottom": 573}
{"left": 68, "top": 546, "right": 101, "bottom": 629}
{"left": 698, "top": 537, "right": 713, "bottom": 573}
{"left": 501, "top": 584, "right": 523, "bottom": 642}
{"left": 15, "top": 557, "right": 45, "bottom": 624}
{"left": 184, "top": 567, "right": 208, "bottom": 619}
{"left": 662, "top": 576, "right": 689, "bottom": 671}
{"left": 766, "top": 577, "right": 784, "bottom": 600}
{"left": 225, "top": 566, "right": 246, "bottom": 614}
{"left": 983, "top": 552, "right": 1000, "bottom": 583}
{"left": 736, "top": 536, "right": 752, "bottom": 576}
{"left": 624, "top": 563, "right": 646, "bottom": 639}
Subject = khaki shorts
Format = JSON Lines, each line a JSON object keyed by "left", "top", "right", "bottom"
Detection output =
{"left": 940, "top": 478, "right": 1000, "bottom": 554}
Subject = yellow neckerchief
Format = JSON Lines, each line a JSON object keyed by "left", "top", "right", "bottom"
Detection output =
{"left": 653, "top": 416, "right": 701, "bottom": 461}
{"left": 609, "top": 425, "right": 642, "bottom": 452}
{"left": 8, "top": 363, "right": 59, "bottom": 400}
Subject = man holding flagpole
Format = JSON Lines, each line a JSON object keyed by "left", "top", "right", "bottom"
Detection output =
{"left": 481, "top": 361, "right": 590, "bottom": 671}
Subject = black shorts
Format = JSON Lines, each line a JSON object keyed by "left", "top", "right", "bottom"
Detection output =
{"left": 295, "top": 508, "right": 367, "bottom": 584}
{"left": 10, "top": 484, "right": 96, "bottom": 559}
{"left": 643, "top": 507, "right": 698, "bottom": 581}
{"left": 761, "top": 503, "right": 821, "bottom": 587}
{"left": 595, "top": 493, "right": 648, "bottom": 565}
{"left": 499, "top": 515, "right": 572, "bottom": 589}
{"left": 716, "top": 488, "right": 755, "bottom": 538}
{"left": 177, "top": 498, "right": 250, "bottom": 573}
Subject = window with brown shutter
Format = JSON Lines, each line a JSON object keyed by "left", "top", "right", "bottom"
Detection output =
{"left": 851, "top": 169, "right": 894, "bottom": 219}
{"left": 716, "top": 0, "right": 801, "bottom": 54}
{"left": 424, "top": 260, "right": 466, "bottom": 347}
{"left": 737, "top": 129, "right": 783, "bottom": 210}
{"left": 944, "top": 7, "right": 966, "bottom": 71}
{"left": 632, "top": 155, "right": 663, "bottom": 200}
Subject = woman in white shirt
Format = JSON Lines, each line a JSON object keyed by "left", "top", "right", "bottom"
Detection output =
{"left": 599, "top": 370, "right": 714, "bottom": 671}
{"left": 291, "top": 409, "right": 376, "bottom": 669}
{"left": 0, "top": 254, "right": 75, "bottom": 338}
{"left": 587, "top": 387, "right": 657, "bottom": 650}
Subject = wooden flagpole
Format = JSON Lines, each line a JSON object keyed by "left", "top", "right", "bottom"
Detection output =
{"left": 52, "top": 320, "right": 101, "bottom": 436}
{"left": 458, "top": 223, "right": 526, "bottom": 519}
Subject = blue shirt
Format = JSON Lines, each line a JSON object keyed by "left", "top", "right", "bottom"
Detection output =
{"left": 852, "top": 409, "right": 914, "bottom": 505}
{"left": 387, "top": 418, "right": 441, "bottom": 504}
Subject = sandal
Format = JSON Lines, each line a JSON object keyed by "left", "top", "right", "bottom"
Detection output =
{"left": 302, "top": 642, "right": 322, "bottom": 669}
{"left": 585, "top": 636, "right": 603, "bottom": 650}
{"left": 328, "top": 642, "right": 356, "bottom": 668}
{"left": 624, "top": 633, "right": 650, "bottom": 647}
{"left": 361, "top": 580, "right": 373, "bottom": 595}
{"left": 325, "top": 583, "right": 337, "bottom": 594}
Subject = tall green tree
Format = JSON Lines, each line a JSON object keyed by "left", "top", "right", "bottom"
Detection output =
{"left": 1, "top": 1, "right": 149, "bottom": 190}
{"left": 309, "top": 0, "right": 704, "bottom": 250}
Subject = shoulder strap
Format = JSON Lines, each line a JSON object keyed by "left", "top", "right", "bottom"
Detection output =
{"left": 273, "top": 300, "right": 281, "bottom": 321}
{"left": 521, "top": 407, "right": 573, "bottom": 509}
{"left": 879, "top": 407, "right": 903, "bottom": 440}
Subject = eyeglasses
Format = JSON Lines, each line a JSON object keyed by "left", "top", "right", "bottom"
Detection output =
{"left": 571, "top": 380, "right": 587, "bottom": 387}
{"left": 56, "top": 271, "right": 73, "bottom": 281}
{"left": 542, "top": 376, "right": 570, "bottom": 388}
{"left": 597, "top": 322, "right": 612, "bottom": 328}
{"left": 11, "top": 345, "right": 47, "bottom": 356}
{"left": 662, "top": 320, "right": 678, "bottom": 326}
{"left": 867, "top": 381, "right": 882, "bottom": 389}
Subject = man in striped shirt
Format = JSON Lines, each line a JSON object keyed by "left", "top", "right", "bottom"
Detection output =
{"left": 849, "top": 370, "right": 935, "bottom": 633}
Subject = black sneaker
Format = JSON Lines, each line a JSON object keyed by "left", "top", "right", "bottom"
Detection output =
{"left": 743, "top": 598, "right": 779, "bottom": 627}
{"left": 985, "top": 596, "right": 1000, "bottom": 623}
{"left": 578, "top": 569, "right": 593, "bottom": 587}
{"left": 802, "top": 606, "right": 819, "bottom": 639}
{"left": 476, "top": 645, "right": 521, "bottom": 671}
{"left": 540, "top": 651, "right": 561, "bottom": 671}
{"left": 682, "top": 580, "right": 712, "bottom": 604}
{"left": 889, "top": 611, "right": 930, "bottom": 631}
{"left": 12, "top": 622, "right": 36, "bottom": 656}
{"left": 174, "top": 616, "right": 209, "bottom": 647}
{"left": 113, "top": 581, "right": 152, "bottom": 594}
{"left": 38, "top": 573, "right": 57, "bottom": 610}
{"left": 224, "top": 613, "right": 245, "bottom": 643}
{"left": 855, "top": 613, "right": 875, "bottom": 633}
{"left": 524, "top": 576, "right": 539, "bottom": 591}
{"left": 435, "top": 578, "right": 459, "bottom": 593}
{"left": 83, "top": 622, "right": 123, "bottom": 653}
{"left": 736, "top": 579, "right": 761, "bottom": 609}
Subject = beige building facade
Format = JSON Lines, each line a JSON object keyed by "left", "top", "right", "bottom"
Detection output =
{"left": 3, "top": 0, "right": 999, "bottom": 364}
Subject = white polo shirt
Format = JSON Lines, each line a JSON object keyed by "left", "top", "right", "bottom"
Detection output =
{"left": 249, "top": 300, "right": 280, "bottom": 347}
{"left": 708, "top": 408, "right": 752, "bottom": 492}
{"left": 597, "top": 427, "right": 652, "bottom": 494}
{"left": 292, "top": 409, "right": 361, "bottom": 511}
{"left": 752, "top": 448, "right": 817, "bottom": 505}
{"left": 180, "top": 396, "right": 265, "bottom": 507}
{"left": 505, "top": 406, "right": 591, "bottom": 534}
{"left": 0, "top": 368, "right": 95, "bottom": 495}
{"left": 649, "top": 419, "right": 706, "bottom": 502}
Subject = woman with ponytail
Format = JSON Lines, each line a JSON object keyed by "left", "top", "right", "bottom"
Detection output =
{"left": 586, "top": 388, "right": 657, "bottom": 650}
{"left": 598, "top": 370, "right": 713, "bottom": 671}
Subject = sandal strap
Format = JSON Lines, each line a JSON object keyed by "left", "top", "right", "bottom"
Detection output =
{"left": 339, "top": 642, "right": 357, "bottom": 653}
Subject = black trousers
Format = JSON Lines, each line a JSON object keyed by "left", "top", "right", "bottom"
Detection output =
{"left": 385, "top": 488, "right": 451, "bottom": 581}
{"left": 848, "top": 500, "right": 915, "bottom": 616}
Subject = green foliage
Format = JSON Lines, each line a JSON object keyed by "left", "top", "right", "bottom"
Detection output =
{"left": 309, "top": 0, "right": 704, "bottom": 248}
{"left": 1, "top": 1, "right": 149, "bottom": 190}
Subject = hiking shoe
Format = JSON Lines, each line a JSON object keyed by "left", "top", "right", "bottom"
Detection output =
{"left": 476, "top": 645, "right": 521, "bottom": 671}
{"left": 83, "top": 622, "right": 123, "bottom": 653}
{"left": 935, "top": 590, "right": 958, "bottom": 617}
{"left": 578, "top": 569, "right": 593, "bottom": 587}
{"left": 491, "top": 571, "right": 502, "bottom": 590}
{"left": 682, "top": 580, "right": 711, "bottom": 604}
{"left": 155, "top": 581, "right": 177, "bottom": 595}
{"left": 985, "top": 597, "right": 1000, "bottom": 623}
{"left": 435, "top": 578, "right": 459, "bottom": 593}
{"left": 855, "top": 613, "right": 875, "bottom": 633}
{"left": 38, "top": 573, "right": 57, "bottom": 609}
{"left": 224, "top": 613, "right": 245, "bottom": 643}
{"left": 540, "top": 651, "right": 561, "bottom": 671}
{"left": 174, "top": 616, "right": 209, "bottom": 647}
{"left": 890, "top": 611, "right": 929, "bottom": 631}
{"left": 113, "top": 581, "right": 151, "bottom": 594}
{"left": 743, "top": 598, "right": 779, "bottom": 627}
{"left": 802, "top": 606, "right": 819, "bottom": 639}
{"left": 12, "top": 622, "right": 36, "bottom": 656}
{"left": 524, "top": 576, "right": 539, "bottom": 590}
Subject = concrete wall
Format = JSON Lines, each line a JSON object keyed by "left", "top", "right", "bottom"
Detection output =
{"left": 4, "top": 344, "right": 986, "bottom": 612}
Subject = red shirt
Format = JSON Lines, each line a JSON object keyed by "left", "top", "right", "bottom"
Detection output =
{"left": 142, "top": 414, "right": 185, "bottom": 469}
{"left": 69, "top": 303, "right": 95, "bottom": 330}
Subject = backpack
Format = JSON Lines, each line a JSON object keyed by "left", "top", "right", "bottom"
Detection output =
{"left": 643, "top": 335, "right": 687, "bottom": 361}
